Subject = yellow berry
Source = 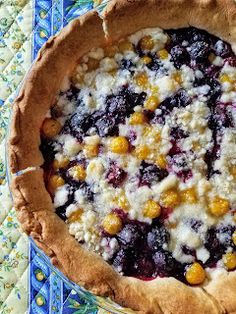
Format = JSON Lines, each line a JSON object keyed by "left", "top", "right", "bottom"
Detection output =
{"left": 134, "top": 145, "right": 150, "bottom": 160}
{"left": 230, "top": 165, "right": 236, "bottom": 177}
{"left": 232, "top": 231, "right": 236, "bottom": 246}
{"left": 118, "top": 40, "right": 134, "bottom": 52}
{"left": 114, "top": 192, "right": 130, "bottom": 211}
{"left": 68, "top": 208, "right": 84, "bottom": 223}
{"left": 69, "top": 165, "right": 86, "bottom": 181}
{"left": 87, "top": 57, "right": 100, "bottom": 71}
{"left": 102, "top": 213, "right": 122, "bottom": 235}
{"left": 172, "top": 71, "right": 182, "bottom": 84}
{"left": 155, "top": 154, "right": 167, "bottom": 169}
{"left": 160, "top": 189, "right": 180, "bottom": 208}
{"left": 185, "top": 262, "right": 206, "bottom": 285}
{"left": 84, "top": 144, "right": 99, "bottom": 158}
{"left": 129, "top": 112, "right": 146, "bottom": 125}
{"left": 141, "top": 56, "right": 152, "bottom": 64}
{"left": 143, "top": 199, "right": 161, "bottom": 219}
{"left": 42, "top": 118, "right": 61, "bottom": 138}
{"left": 150, "top": 86, "right": 159, "bottom": 94}
{"left": 180, "top": 188, "right": 197, "bottom": 204}
{"left": 144, "top": 95, "right": 160, "bottom": 111}
{"left": 208, "top": 52, "right": 216, "bottom": 63}
{"left": 139, "top": 35, "right": 154, "bottom": 51}
{"left": 219, "top": 74, "right": 234, "bottom": 84}
{"left": 53, "top": 158, "right": 70, "bottom": 170}
{"left": 104, "top": 45, "right": 118, "bottom": 57}
{"left": 158, "top": 49, "right": 169, "bottom": 60}
{"left": 208, "top": 196, "right": 230, "bottom": 217}
{"left": 48, "top": 175, "right": 65, "bottom": 193}
{"left": 223, "top": 252, "right": 236, "bottom": 270}
{"left": 109, "top": 136, "right": 129, "bottom": 154}
{"left": 135, "top": 72, "right": 148, "bottom": 88}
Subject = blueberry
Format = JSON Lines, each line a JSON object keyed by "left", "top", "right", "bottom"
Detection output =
{"left": 224, "top": 57, "right": 236, "bottom": 67}
{"left": 147, "top": 57, "right": 167, "bottom": 74}
{"left": 40, "top": 139, "right": 56, "bottom": 164}
{"left": 181, "top": 245, "right": 196, "bottom": 256}
{"left": 117, "top": 224, "right": 141, "bottom": 247}
{"left": 214, "top": 40, "right": 233, "bottom": 58}
{"left": 170, "top": 127, "right": 189, "bottom": 140}
{"left": 120, "top": 59, "right": 134, "bottom": 71}
{"left": 95, "top": 115, "right": 118, "bottom": 137}
{"left": 216, "top": 224, "right": 236, "bottom": 246}
{"left": 153, "top": 250, "right": 182, "bottom": 277}
{"left": 168, "top": 153, "right": 189, "bottom": 170}
{"left": 147, "top": 225, "right": 170, "bottom": 251}
{"left": 112, "top": 249, "right": 130, "bottom": 273}
{"left": 139, "top": 161, "right": 168, "bottom": 186}
{"left": 204, "top": 227, "right": 226, "bottom": 267}
{"left": 106, "top": 90, "right": 147, "bottom": 123}
{"left": 188, "top": 219, "right": 203, "bottom": 232}
{"left": 79, "top": 182, "right": 94, "bottom": 202}
{"left": 106, "top": 163, "right": 127, "bottom": 187}
{"left": 208, "top": 105, "right": 232, "bottom": 130}
{"left": 170, "top": 45, "right": 190, "bottom": 68}
{"left": 66, "top": 85, "right": 80, "bottom": 101}
{"left": 189, "top": 41, "right": 211, "bottom": 62}
{"left": 194, "top": 77, "right": 221, "bottom": 102}
{"left": 132, "top": 254, "right": 155, "bottom": 277}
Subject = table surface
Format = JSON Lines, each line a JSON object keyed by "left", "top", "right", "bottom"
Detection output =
{"left": 0, "top": 1, "right": 124, "bottom": 313}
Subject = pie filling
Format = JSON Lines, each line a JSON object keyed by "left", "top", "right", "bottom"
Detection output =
{"left": 40, "top": 26, "right": 236, "bottom": 284}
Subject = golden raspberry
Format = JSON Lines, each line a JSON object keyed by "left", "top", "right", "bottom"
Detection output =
{"left": 87, "top": 57, "right": 100, "bottom": 71}
{"left": 232, "top": 231, "right": 236, "bottom": 246}
{"left": 53, "top": 158, "right": 70, "bottom": 170}
{"left": 139, "top": 35, "right": 154, "bottom": 51}
{"left": 84, "top": 144, "right": 99, "bottom": 158}
{"left": 104, "top": 45, "right": 118, "bottom": 57}
{"left": 129, "top": 112, "right": 146, "bottom": 125}
{"left": 208, "top": 196, "right": 229, "bottom": 217}
{"left": 135, "top": 145, "right": 150, "bottom": 160}
{"left": 42, "top": 118, "right": 62, "bottom": 138}
{"left": 144, "top": 95, "right": 160, "bottom": 111}
{"left": 110, "top": 136, "right": 129, "bottom": 154}
{"left": 69, "top": 165, "right": 86, "bottom": 181}
{"left": 68, "top": 208, "right": 84, "bottom": 223}
{"left": 135, "top": 72, "right": 148, "bottom": 88}
{"left": 185, "top": 262, "right": 206, "bottom": 285}
{"left": 219, "top": 74, "right": 234, "bottom": 84}
{"left": 180, "top": 188, "right": 197, "bottom": 204}
{"left": 158, "top": 49, "right": 169, "bottom": 60}
{"left": 48, "top": 175, "right": 65, "bottom": 193}
{"left": 143, "top": 199, "right": 161, "bottom": 219}
{"left": 223, "top": 252, "right": 236, "bottom": 270}
{"left": 118, "top": 40, "right": 134, "bottom": 52}
{"left": 160, "top": 189, "right": 180, "bottom": 208}
{"left": 102, "top": 213, "right": 122, "bottom": 235}
{"left": 141, "top": 56, "right": 152, "bottom": 64}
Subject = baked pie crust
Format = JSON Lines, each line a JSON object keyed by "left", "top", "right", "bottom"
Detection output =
{"left": 8, "top": 1, "right": 236, "bottom": 313}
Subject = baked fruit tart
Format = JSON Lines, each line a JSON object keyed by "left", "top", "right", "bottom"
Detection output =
{"left": 8, "top": 0, "right": 236, "bottom": 313}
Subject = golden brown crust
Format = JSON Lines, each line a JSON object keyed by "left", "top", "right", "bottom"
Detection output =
{"left": 9, "top": 10, "right": 106, "bottom": 173}
{"left": 104, "top": 0, "right": 236, "bottom": 50}
{"left": 9, "top": 1, "right": 236, "bottom": 313}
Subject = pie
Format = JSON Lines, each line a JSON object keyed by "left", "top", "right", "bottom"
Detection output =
{"left": 8, "top": 0, "right": 236, "bottom": 313}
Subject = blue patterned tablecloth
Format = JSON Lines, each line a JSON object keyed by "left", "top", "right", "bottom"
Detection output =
{"left": 0, "top": 1, "right": 131, "bottom": 313}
